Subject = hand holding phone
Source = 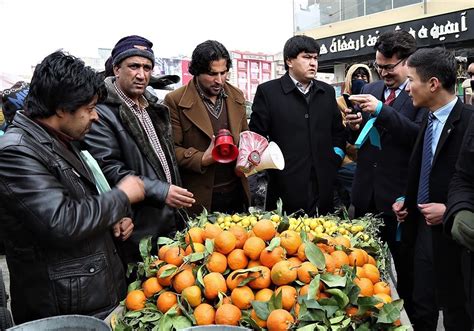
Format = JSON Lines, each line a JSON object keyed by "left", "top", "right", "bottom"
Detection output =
{"left": 343, "top": 93, "right": 357, "bottom": 114}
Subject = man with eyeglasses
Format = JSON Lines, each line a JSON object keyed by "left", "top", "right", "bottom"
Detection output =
{"left": 345, "top": 30, "right": 427, "bottom": 319}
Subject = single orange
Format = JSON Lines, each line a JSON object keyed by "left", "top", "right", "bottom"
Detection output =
{"left": 231, "top": 285, "right": 255, "bottom": 309}
{"left": 266, "top": 309, "right": 294, "bottom": 331}
{"left": 125, "top": 290, "right": 146, "bottom": 311}
{"left": 252, "top": 219, "right": 277, "bottom": 241}
{"left": 206, "top": 251, "right": 227, "bottom": 273}
{"left": 279, "top": 230, "right": 302, "bottom": 255}
{"left": 271, "top": 260, "right": 297, "bottom": 286}
{"left": 229, "top": 225, "right": 248, "bottom": 249}
{"left": 243, "top": 236, "right": 266, "bottom": 260}
{"left": 194, "top": 303, "right": 215, "bottom": 325}
{"left": 215, "top": 303, "right": 242, "bottom": 326}
{"left": 260, "top": 246, "right": 286, "bottom": 268}
{"left": 214, "top": 230, "right": 237, "bottom": 255}
{"left": 227, "top": 249, "right": 249, "bottom": 270}
{"left": 142, "top": 277, "right": 163, "bottom": 298}
{"left": 156, "top": 291, "right": 178, "bottom": 313}
{"left": 185, "top": 227, "right": 204, "bottom": 245}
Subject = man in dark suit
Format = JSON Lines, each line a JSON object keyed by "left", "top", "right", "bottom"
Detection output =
{"left": 249, "top": 35, "right": 346, "bottom": 216}
{"left": 345, "top": 30, "right": 425, "bottom": 316}
{"left": 393, "top": 47, "right": 472, "bottom": 330}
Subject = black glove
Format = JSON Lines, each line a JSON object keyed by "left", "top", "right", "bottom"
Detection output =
{"left": 452, "top": 210, "right": 474, "bottom": 251}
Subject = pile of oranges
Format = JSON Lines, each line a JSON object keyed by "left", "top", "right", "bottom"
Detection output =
{"left": 120, "top": 217, "right": 402, "bottom": 330}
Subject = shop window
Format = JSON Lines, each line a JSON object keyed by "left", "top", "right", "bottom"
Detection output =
{"left": 342, "top": 0, "right": 365, "bottom": 20}
{"left": 393, "top": 0, "right": 422, "bottom": 8}
{"left": 320, "top": 0, "right": 341, "bottom": 26}
{"left": 366, "top": 0, "right": 391, "bottom": 15}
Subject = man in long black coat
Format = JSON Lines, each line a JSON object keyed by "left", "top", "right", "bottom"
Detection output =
{"left": 249, "top": 35, "right": 345, "bottom": 216}
{"left": 393, "top": 47, "right": 472, "bottom": 330}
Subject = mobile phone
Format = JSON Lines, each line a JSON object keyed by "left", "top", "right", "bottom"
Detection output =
{"left": 343, "top": 93, "right": 357, "bottom": 114}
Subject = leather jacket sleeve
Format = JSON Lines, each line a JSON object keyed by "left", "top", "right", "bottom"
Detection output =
{"left": 86, "top": 107, "right": 170, "bottom": 205}
{"left": 0, "top": 143, "right": 131, "bottom": 247}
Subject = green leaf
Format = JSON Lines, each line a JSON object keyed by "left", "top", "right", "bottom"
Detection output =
{"left": 325, "top": 289, "right": 349, "bottom": 308}
{"left": 139, "top": 236, "right": 152, "bottom": 261}
{"left": 126, "top": 263, "right": 136, "bottom": 279}
{"left": 266, "top": 237, "right": 281, "bottom": 250}
{"left": 320, "top": 273, "right": 347, "bottom": 287}
{"left": 196, "top": 265, "right": 204, "bottom": 287}
{"left": 158, "top": 266, "right": 177, "bottom": 278}
{"left": 140, "top": 312, "right": 162, "bottom": 322}
{"left": 297, "top": 322, "right": 322, "bottom": 331}
{"left": 377, "top": 302, "right": 401, "bottom": 324}
{"left": 172, "top": 315, "right": 192, "bottom": 329}
{"left": 307, "top": 274, "right": 320, "bottom": 300}
{"left": 124, "top": 310, "right": 143, "bottom": 318}
{"left": 127, "top": 280, "right": 142, "bottom": 292}
{"left": 276, "top": 198, "right": 283, "bottom": 216}
{"left": 159, "top": 314, "right": 173, "bottom": 331}
{"left": 243, "top": 315, "right": 263, "bottom": 331}
{"left": 184, "top": 252, "right": 206, "bottom": 263}
{"left": 157, "top": 237, "right": 174, "bottom": 246}
{"left": 305, "top": 241, "right": 326, "bottom": 270}
{"left": 329, "top": 315, "right": 345, "bottom": 324}
{"left": 354, "top": 323, "right": 371, "bottom": 331}
{"left": 205, "top": 238, "right": 214, "bottom": 253}
{"left": 268, "top": 289, "right": 283, "bottom": 310}
{"left": 252, "top": 300, "right": 270, "bottom": 320}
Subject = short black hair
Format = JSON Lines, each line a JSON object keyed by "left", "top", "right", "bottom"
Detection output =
{"left": 283, "top": 35, "right": 320, "bottom": 71}
{"left": 188, "top": 40, "right": 232, "bottom": 76}
{"left": 26, "top": 51, "right": 106, "bottom": 119}
{"left": 352, "top": 67, "right": 369, "bottom": 79}
{"left": 374, "top": 30, "right": 417, "bottom": 60}
{"left": 407, "top": 47, "right": 456, "bottom": 93}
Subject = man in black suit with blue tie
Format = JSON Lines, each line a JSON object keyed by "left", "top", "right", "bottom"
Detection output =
{"left": 345, "top": 30, "right": 425, "bottom": 317}
{"left": 393, "top": 47, "right": 472, "bottom": 330}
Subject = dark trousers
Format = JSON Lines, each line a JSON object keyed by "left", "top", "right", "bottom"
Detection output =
{"left": 354, "top": 197, "right": 414, "bottom": 319}
{"left": 412, "top": 220, "right": 471, "bottom": 331}
{"left": 211, "top": 184, "right": 247, "bottom": 214}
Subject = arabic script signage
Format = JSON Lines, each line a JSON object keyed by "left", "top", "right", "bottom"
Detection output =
{"left": 316, "top": 9, "right": 474, "bottom": 63}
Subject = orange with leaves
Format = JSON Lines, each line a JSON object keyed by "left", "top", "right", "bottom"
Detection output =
{"left": 171, "top": 268, "right": 195, "bottom": 293}
{"left": 251, "top": 309, "right": 267, "bottom": 328}
{"left": 203, "top": 272, "right": 227, "bottom": 300}
{"left": 158, "top": 245, "right": 170, "bottom": 260}
{"left": 275, "top": 285, "right": 297, "bottom": 311}
{"left": 164, "top": 246, "right": 185, "bottom": 266}
{"left": 297, "top": 243, "right": 307, "bottom": 261}
{"left": 226, "top": 270, "right": 249, "bottom": 290}
{"left": 215, "top": 303, "right": 242, "bottom": 326}
{"left": 182, "top": 285, "right": 202, "bottom": 307}
{"left": 248, "top": 266, "right": 272, "bottom": 290}
{"left": 330, "top": 250, "right": 350, "bottom": 269}
{"left": 260, "top": 246, "right": 286, "bottom": 268}
{"left": 354, "top": 277, "right": 374, "bottom": 297}
{"left": 374, "top": 293, "right": 392, "bottom": 309}
{"left": 142, "top": 277, "right": 163, "bottom": 298}
{"left": 333, "top": 236, "right": 351, "bottom": 249}
{"left": 266, "top": 309, "right": 294, "bottom": 331}
{"left": 255, "top": 288, "right": 274, "bottom": 302}
{"left": 214, "top": 230, "right": 237, "bottom": 255}
{"left": 362, "top": 263, "right": 380, "bottom": 284}
{"left": 324, "top": 253, "right": 336, "bottom": 273}
{"left": 227, "top": 249, "right": 248, "bottom": 270}
{"left": 156, "top": 263, "right": 177, "bottom": 287}
{"left": 317, "top": 242, "right": 335, "bottom": 254}
{"left": 125, "top": 290, "right": 146, "bottom": 311}
{"left": 185, "top": 242, "right": 206, "bottom": 255}
{"left": 297, "top": 261, "right": 318, "bottom": 284}
{"left": 348, "top": 248, "right": 368, "bottom": 267}
{"left": 229, "top": 225, "right": 248, "bottom": 249}
{"left": 203, "top": 223, "right": 223, "bottom": 241}
{"left": 243, "top": 236, "right": 266, "bottom": 260}
{"left": 231, "top": 285, "right": 255, "bottom": 309}
{"left": 185, "top": 227, "right": 204, "bottom": 245}
{"left": 373, "top": 281, "right": 391, "bottom": 295}
{"left": 194, "top": 303, "right": 216, "bottom": 325}
{"left": 252, "top": 219, "right": 277, "bottom": 241}
{"left": 206, "top": 251, "right": 227, "bottom": 273}
{"left": 279, "top": 230, "right": 302, "bottom": 255}
{"left": 156, "top": 291, "right": 178, "bottom": 313}
{"left": 271, "top": 260, "right": 297, "bottom": 286}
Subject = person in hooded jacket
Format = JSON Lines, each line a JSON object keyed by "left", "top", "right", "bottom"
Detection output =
{"left": 335, "top": 64, "right": 372, "bottom": 208}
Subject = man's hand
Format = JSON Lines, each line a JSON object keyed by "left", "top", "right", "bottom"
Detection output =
{"left": 344, "top": 108, "right": 362, "bottom": 131}
{"left": 117, "top": 175, "right": 145, "bottom": 204}
{"left": 113, "top": 217, "right": 134, "bottom": 241}
{"left": 166, "top": 185, "right": 195, "bottom": 208}
{"left": 392, "top": 200, "right": 408, "bottom": 222}
{"left": 452, "top": 210, "right": 474, "bottom": 251}
{"left": 349, "top": 94, "right": 380, "bottom": 115}
{"left": 201, "top": 135, "right": 216, "bottom": 167}
{"left": 418, "top": 203, "right": 446, "bottom": 225}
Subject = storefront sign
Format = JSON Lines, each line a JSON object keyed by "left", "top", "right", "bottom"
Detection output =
{"left": 317, "top": 9, "right": 474, "bottom": 63}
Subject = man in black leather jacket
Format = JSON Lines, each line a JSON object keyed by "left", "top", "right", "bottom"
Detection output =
{"left": 86, "top": 35, "right": 195, "bottom": 268}
{"left": 0, "top": 51, "right": 145, "bottom": 324}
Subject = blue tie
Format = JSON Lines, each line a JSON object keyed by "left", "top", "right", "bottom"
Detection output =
{"left": 417, "top": 113, "right": 436, "bottom": 204}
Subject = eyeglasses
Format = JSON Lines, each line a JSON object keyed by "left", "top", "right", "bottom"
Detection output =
{"left": 374, "top": 58, "right": 405, "bottom": 72}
